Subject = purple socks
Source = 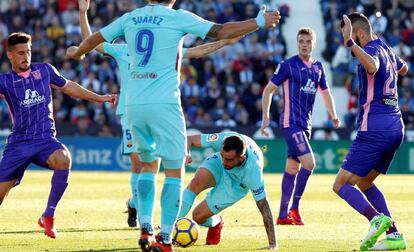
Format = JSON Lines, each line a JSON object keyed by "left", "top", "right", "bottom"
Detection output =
{"left": 44, "top": 170, "right": 69, "bottom": 217}
{"left": 279, "top": 172, "right": 296, "bottom": 219}
{"left": 338, "top": 183, "right": 379, "bottom": 221}
{"left": 291, "top": 168, "right": 312, "bottom": 210}
{"left": 363, "top": 184, "right": 398, "bottom": 234}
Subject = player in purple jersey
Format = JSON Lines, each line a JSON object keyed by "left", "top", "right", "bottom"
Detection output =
{"left": 261, "top": 27, "right": 340, "bottom": 226}
{"left": 0, "top": 33, "right": 116, "bottom": 239}
{"left": 332, "top": 13, "right": 408, "bottom": 251}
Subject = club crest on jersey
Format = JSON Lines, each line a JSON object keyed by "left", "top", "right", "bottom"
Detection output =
{"left": 31, "top": 70, "right": 42, "bottom": 80}
{"left": 300, "top": 79, "right": 317, "bottom": 94}
{"left": 20, "top": 88, "right": 46, "bottom": 107}
{"left": 207, "top": 134, "right": 219, "bottom": 142}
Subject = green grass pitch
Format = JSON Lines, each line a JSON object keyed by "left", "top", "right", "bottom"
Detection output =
{"left": 1, "top": 171, "right": 413, "bottom": 251}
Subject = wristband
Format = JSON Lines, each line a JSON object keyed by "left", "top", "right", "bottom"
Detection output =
{"left": 255, "top": 11, "right": 266, "bottom": 28}
{"left": 346, "top": 38, "right": 355, "bottom": 48}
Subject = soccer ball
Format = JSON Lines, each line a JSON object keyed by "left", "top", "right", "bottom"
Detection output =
{"left": 172, "top": 218, "right": 200, "bottom": 248}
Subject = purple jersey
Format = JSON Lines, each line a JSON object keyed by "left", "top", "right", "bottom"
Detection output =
{"left": 270, "top": 55, "right": 329, "bottom": 132}
{"left": 357, "top": 39, "right": 405, "bottom": 131}
{"left": 0, "top": 63, "right": 67, "bottom": 143}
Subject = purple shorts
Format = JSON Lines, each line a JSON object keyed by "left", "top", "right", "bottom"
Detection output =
{"left": 342, "top": 129, "right": 404, "bottom": 177}
{"left": 282, "top": 127, "right": 312, "bottom": 162}
{"left": 0, "top": 138, "right": 66, "bottom": 185}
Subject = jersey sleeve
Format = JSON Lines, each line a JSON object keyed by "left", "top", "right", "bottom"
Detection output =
{"left": 102, "top": 43, "right": 126, "bottom": 59}
{"left": 100, "top": 13, "right": 127, "bottom": 42}
{"left": 200, "top": 132, "right": 238, "bottom": 151}
{"left": 270, "top": 61, "right": 289, "bottom": 86}
{"left": 364, "top": 46, "right": 380, "bottom": 73}
{"left": 246, "top": 165, "right": 266, "bottom": 201}
{"left": 395, "top": 55, "right": 406, "bottom": 72}
{"left": 46, "top": 64, "right": 67, "bottom": 87}
{"left": 318, "top": 62, "right": 329, "bottom": 91}
{"left": 176, "top": 9, "right": 215, "bottom": 39}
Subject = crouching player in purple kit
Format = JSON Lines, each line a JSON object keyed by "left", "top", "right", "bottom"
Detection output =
{"left": 0, "top": 33, "right": 116, "bottom": 239}
{"left": 333, "top": 13, "right": 408, "bottom": 251}
{"left": 261, "top": 27, "right": 340, "bottom": 225}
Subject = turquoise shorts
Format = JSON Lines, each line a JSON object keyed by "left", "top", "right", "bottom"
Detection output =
{"left": 126, "top": 103, "right": 186, "bottom": 169}
{"left": 201, "top": 154, "right": 249, "bottom": 215}
{"left": 120, "top": 114, "right": 138, "bottom": 155}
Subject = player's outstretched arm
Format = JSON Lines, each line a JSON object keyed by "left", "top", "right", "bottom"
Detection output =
{"left": 59, "top": 80, "right": 116, "bottom": 104}
{"left": 320, "top": 89, "right": 341, "bottom": 128}
{"left": 398, "top": 61, "right": 409, "bottom": 76}
{"left": 184, "top": 36, "right": 242, "bottom": 59}
{"left": 207, "top": 6, "right": 280, "bottom": 40}
{"left": 261, "top": 82, "right": 278, "bottom": 136}
{"left": 66, "top": 32, "right": 105, "bottom": 60}
{"left": 256, "top": 197, "right": 277, "bottom": 250}
{"left": 78, "top": 0, "right": 104, "bottom": 54}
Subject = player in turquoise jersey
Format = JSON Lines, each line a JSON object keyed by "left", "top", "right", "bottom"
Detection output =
{"left": 67, "top": 1, "right": 280, "bottom": 251}
{"left": 179, "top": 132, "right": 277, "bottom": 249}
{"left": 78, "top": 0, "right": 242, "bottom": 230}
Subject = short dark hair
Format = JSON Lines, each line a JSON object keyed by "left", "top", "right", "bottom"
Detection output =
{"left": 222, "top": 135, "right": 246, "bottom": 156}
{"left": 340, "top": 12, "right": 372, "bottom": 34}
{"left": 151, "top": 0, "right": 173, "bottom": 4}
{"left": 297, "top": 27, "right": 316, "bottom": 41}
{"left": 7, "top": 32, "right": 32, "bottom": 51}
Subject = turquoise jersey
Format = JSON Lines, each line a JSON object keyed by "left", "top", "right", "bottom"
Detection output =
{"left": 100, "top": 4, "right": 214, "bottom": 105}
{"left": 200, "top": 132, "right": 266, "bottom": 201}
{"left": 102, "top": 43, "right": 130, "bottom": 116}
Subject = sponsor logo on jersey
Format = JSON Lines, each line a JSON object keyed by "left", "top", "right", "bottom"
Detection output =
{"left": 131, "top": 72, "right": 158, "bottom": 80}
{"left": 20, "top": 89, "right": 46, "bottom": 107}
{"left": 207, "top": 134, "right": 219, "bottom": 142}
{"left": 31, "top": 70, "right": 42, "bottom": 80}
{"left": 300, "top": 79, "right": 317, "bottom": 94}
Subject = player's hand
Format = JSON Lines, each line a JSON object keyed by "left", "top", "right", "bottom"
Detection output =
{"left": 267, "top": 244, "right": 278, "bottom": 250}
{"left": 260, "top": 118, "right": 270, "bottom": 136}
{"left": 66, "top": 46, "right": 84, "bottom": 60}
{"left": 332, "top": 117, "right": 341, "bottom": 128}
{"left": 185, "top": 153, "right": 193, "bottom": 164}
{"left": 263, "top": 7, "right": 281, "bottom": 29}
{"left": 78, "top": 0, "right": 90, "bottom": 13}
{"left": 100, "top": 94, "right": 117, "bottom": 107}
{"left": 341, "top": 15, "right": 352, "bottom": 43}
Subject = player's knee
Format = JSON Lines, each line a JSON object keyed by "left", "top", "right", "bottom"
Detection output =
{"left": 54, "top": 156, "right": 71, "bottom": 170}
{"left": 187, "top": 179, "right": 202, "bottom": 195}
{"left": 332, "top": 182, "right": 342, "bottom": 194}
{"left": 357, "top": 180, "right": 373, "bottom": 192}
{"left": 302, "top": 160, "right": 315, "bottom": 170}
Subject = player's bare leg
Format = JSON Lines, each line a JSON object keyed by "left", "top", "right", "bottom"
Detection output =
{"left": 277, "top": 158, "right": 299, "bottom": 225}
{"left": 0, "top": 179, "right": 17, "bottom": 205}
{"left": 192, "top": 200, "right": 223, "bottom": 245}
{"left": 288, "top": 152, "right": 316, "bottom": 225}
{"left": 178, "top": 168, "right": 216, "bottom": 219}
{"left": 127, "top": 152, "right": 141, "bottom": 228}
{"left": 357, "top": 170, "right": 407, "bottom": 250}
{"left": 333, "top": 169, "right": 392, "bottom": 250}
{"left": 39, "top": 149, "right": 71, "bottom": 239}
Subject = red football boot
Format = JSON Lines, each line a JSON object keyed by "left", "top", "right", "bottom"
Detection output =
{"left": 288, "top": 209, "right": 305, "bottom": 225}
{"left": 276, "top": 216, "right": 295, "bottom": 225}
{"left": 38, "top": 215, "right": 57, "bottom": 239}
{"left": 206, "top": 216, "right": 224, "bottom": 245}
{"left": 139, "top": 228, "right": 155, "bottom": 252}
{"left": 149, "top": 234, "right": 174, "bottom": 252}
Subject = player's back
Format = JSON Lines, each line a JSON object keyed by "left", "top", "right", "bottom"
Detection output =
{"left": 111, "top": 4, "right": 213, "bottom": 105}
{"left": 357, "top": 39, "right": 404, "bottom": 131}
